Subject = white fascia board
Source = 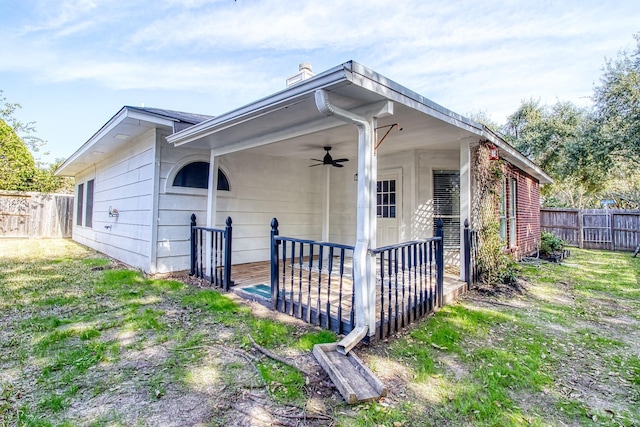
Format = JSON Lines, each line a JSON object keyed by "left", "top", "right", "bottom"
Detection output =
{"left": 346, "top": 64, "right": 551, "bottom": 184}
{"left": 347, "top": 62, "right": 484, "bottom": 136}
{"left": 167, "top": 63, "right": 352, "bottom": 147}
{"left": 56, "top": 107, "right": 176, "bottom": 176}
{"left": 126, "top": 110, "right": 176, "bottom": 128}
{"left": 56, "top": 107, "right": 128, "bottom": 175}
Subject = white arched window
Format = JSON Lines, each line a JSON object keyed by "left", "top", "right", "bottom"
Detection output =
{"left": 165, "top": 157, "right": 230, "bottom": 195}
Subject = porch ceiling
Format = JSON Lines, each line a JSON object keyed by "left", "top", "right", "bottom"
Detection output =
{"left": 248, "top": 102, "right": 473, "bottom": 160}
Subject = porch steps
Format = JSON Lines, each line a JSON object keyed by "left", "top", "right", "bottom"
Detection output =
{"left": 313, "top": 343, "right": 386, "bottom": 404}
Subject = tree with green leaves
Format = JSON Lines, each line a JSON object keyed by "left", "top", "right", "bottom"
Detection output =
{"left": 0, "top": 90, "right": 47, "bottom": 156}
{"left": 591, "top": 33, "right": 640, "bottom": 168}
{"left": 0, "top": 119, "right": 38, "bottom": 191}
{"left": 0, "top": 91, "right": 72, "bottom": 193}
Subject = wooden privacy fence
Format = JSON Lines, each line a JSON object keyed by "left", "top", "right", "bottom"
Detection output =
{"left": 541, "top": 208, "right": 640, "bottom": 251}
{"left": 0, "top": 191, "right": 74, "bottom": 238}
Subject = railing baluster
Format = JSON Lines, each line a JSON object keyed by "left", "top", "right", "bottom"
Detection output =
{"left": 198, "top": 229, "right": 204, "bottom": 279}
{"left": 281, "top": 238, "right": 288, "bottom": 313}
{"left": 401, "top": 246, "right": 407, "bottom": 328}
{"left": 326, "top": 247, "right": 333, "bottom": 331}
{"left": 393, "top": 248, "right": 399, "bottom": 333}
{"left": 413, "top": 245, "right": 422, "bottom": 319}
{"left": 316, "top": 246, "right": 323, "bottom": 326}
{"left": 289, "top": 241, "right": 296, "bottom": 316}
{"left": 337, "top": 248, "right": 345, "bottom": 335}
{"left": 306, "top": 244, "right": 314, "bottom": 324}
{"left": 298, "top": 242, "right": 304, "bottom": 319}
{"left": 379, "top": 251, "right": 386, "bottom": 339}
{"left": 212, "top": 229, "right": 216, "bottom": 284}
{"left": 387, "top": 248, "right": 393, "bottom": 337}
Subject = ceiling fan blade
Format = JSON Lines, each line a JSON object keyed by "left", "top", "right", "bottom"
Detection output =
{"left": 310, "top": 158, "right": 324, "bottom": 162}
{"left": 332, "top": 162, "right": 344, "bottom": 168}
{"left": 309, "top": 163, "right": 323, "bottom": 167}
{"left": 333, "top": 158, "right": 349, "bottom": 162}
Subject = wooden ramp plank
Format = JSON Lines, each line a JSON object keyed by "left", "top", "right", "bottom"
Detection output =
{"left": 313, "top": 343, "right": 386, "bottom": 404}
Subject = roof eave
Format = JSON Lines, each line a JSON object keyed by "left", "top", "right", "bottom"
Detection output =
{"left": 55, "top": 107, "right": 176, "bottom": 177}
{"left": 481, "top": 127, "right": 554, "bottom": 185}
{"left": 167, "top": 62, "right": 354, "bottom": 146}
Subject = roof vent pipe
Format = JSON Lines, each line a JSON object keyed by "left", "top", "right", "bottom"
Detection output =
{"left": 286, "top": 63, "right": 315, "bottom": 87}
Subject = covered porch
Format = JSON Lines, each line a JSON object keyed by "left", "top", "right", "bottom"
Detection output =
{"left": 172, "top": 62, "right": 489, "bottom": 344}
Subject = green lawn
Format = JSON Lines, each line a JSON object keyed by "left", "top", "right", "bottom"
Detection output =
{"left": 1, "top": 240, "right": 638, "bottom": 426}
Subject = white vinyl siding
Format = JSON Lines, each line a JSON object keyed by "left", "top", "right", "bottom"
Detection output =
{"left": 72, "top": 129, "right": 156, "bottom": 272}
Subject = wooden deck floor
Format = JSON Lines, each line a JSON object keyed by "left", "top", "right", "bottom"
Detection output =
{"left": 231, "top": 260, "right": 466, "bottom": 305}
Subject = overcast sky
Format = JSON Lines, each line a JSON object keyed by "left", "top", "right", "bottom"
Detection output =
{"left": 1, "top": 0, "right": 639, "bottom": 164}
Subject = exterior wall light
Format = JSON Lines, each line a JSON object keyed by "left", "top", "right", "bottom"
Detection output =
{"left": 488, "top": 144, "right": 499, "bottom": 160}
{"left": 109, "top": 206, "right": 119, "bottom": 217}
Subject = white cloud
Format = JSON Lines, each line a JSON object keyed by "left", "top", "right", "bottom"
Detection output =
{"left": 21, "top": 0, "right": 100, "bottom": 35}
{"left": 2, "top": 0, "right": 639, "bottom": 122}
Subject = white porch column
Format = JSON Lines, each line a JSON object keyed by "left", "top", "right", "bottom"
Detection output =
{"left": 205, "top": 151, "right": 220, "bottom": 271}
{"left": 322, "top": 166, "right": 330, "bottom": 242}
{"left": 459, "top": 139, "right": 473, "bottom": 280}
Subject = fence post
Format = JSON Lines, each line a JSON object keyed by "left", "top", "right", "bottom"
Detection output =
{"left": 609, "top": 210, "right": 615, "bottom": 250}
{"left": 270, "top": 218, "right": 280, "bottom": 310}
{"left": 189, "top": 214, "right": 197, "bottom": 276}
{"left": 435, "top": 218, "right": 444, "bottom": 308}
{"left": 223, "top": 216, "right": 233, "bottom": 291}
{"left": 463, "top": 219, "right": 471, "bottom": 290}
{"left": 577, "top": 210, "right": 584, "bottom": 249}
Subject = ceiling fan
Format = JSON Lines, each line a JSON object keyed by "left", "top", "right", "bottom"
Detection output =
{"left": 310, "top": 146, "right": 349, "bottom": 168}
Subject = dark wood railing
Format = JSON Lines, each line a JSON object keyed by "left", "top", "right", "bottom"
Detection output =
{"left": 463, "top": 219, "right": 480, "bottom": 288}
{"left": 372, "top": 219, "right": 444, "bottom": 339}
{"left": 270, "top": 218, "right": 445, "bottom": 339}
{"left": 271, "top": 218, "right": 356, "bottom": 334}
{"left": 190, "top": 214, "right": 233, "bottom": 290}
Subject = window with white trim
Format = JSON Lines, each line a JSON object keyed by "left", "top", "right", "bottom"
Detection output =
{"left": 499, "top": 179, "right": 507, "bottom": 241}
{"left": 433, "top": 170, "right": 460, "bottom": 247}
{"left": 376, "top": 179, "right": 396, "bottom": 218}
{"left": 76, "top": 183, "right": 84, "bottom": 226}
{"left": 85, "top": 179, "right": 94, "bottom": 228}
{"left": 172, "top": 162, "right": 230, "bottom": 191}
{"left": 509, "top": 178, "right": 517, "bottom": 248}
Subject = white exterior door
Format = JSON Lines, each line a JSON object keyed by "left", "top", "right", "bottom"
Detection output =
{"left": 376, "top": 171, "right": 401, "bottom": 248}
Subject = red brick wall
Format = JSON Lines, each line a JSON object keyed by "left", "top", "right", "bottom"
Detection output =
{"left": 505, "top": 164, "right": 541, "bottom": 258}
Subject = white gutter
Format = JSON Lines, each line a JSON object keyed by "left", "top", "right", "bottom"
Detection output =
{"left": 315, "top": 89, "right": 392, "bottom": 355}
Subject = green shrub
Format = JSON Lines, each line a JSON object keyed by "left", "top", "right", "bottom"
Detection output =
{"left": 540, "top": 231, "right": 564, "bottom": 256}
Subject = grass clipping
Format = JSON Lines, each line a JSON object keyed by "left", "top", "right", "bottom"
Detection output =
{"left": 472, "top": 142, "right": 517, "bottom": 285}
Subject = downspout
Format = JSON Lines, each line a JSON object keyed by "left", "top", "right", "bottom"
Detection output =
{"left": 314, "top": 89, "right": 375, "bottom": 355}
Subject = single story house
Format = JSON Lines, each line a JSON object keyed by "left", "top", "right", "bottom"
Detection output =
{"left": 57, "top": 61, "right": 551, "bottom": 280}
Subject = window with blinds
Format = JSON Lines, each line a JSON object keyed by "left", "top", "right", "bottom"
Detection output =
{"left": 433, "top": 170, "right": 460, "bottom": 247}
{"left": 76, "top": 183, "right": 84, "bottom": 226}
{"left": 509, "top": 178, "right": 517, "bottom": 248}
{"left": 500, "top": 179, "right": 507, "bottom": 241}
{"left": 85, "top": 179, "right": 94, "bottom": 228}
